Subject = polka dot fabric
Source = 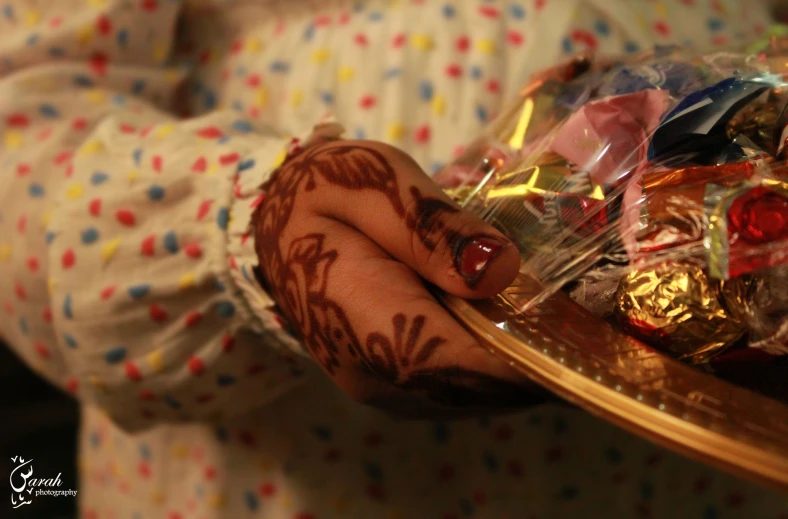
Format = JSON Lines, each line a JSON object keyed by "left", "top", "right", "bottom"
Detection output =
{"left": 0, "top": 1, "right": 786, "bottom": 518}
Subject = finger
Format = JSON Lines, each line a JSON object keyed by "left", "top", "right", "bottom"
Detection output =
{"left": 283, "top": 216, "right": 539, "bottom": 411}
{"left": 299, "top": 140, "right": 521, "bottom": 300}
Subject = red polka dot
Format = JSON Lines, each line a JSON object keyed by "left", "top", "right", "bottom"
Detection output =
{"left": 139, "top": 388, "right": 156, "bottom": 400}
{"left": 572, "top": 29, "right": 598, "bottom": 49}
{"left": 49, "top": 17, "right": 62, "bottom": 28}
{"left": 196, "top": 126, "right": 223, "bottom": 139}
{"left": 391, "top": 33, "right": 406, "bottom": 48}
{"left": 141, "top": 0, "right": 158, "bottom": 12}
{"left": 184, "top": 243, "right": 202, "bottom": 259}
{"left": 191, "top": 156, "right": 207, "bottom": 173}
{"left": 506, "top": 460, "right": 523, "bottom": 477}
{"left": 354, "top": 33, "right": 368, "bottom": 46}
{"left": 65, "top": 377, "right": 78, "bottom": 394}
{"left": 314, "top": 14, "right": 331, "bottom": 27}
{"left": 151, "top": 155, "right": 163, "bottom": 173}
{"left": 359, "top": 95, "right": 377, "bottom": 109}
{"left": 258, "top": 483, "right": 276, "bottom": 497}
{"left": 535, "top": 0, "right": 546, "bottom": 10}
{"left": 167, "top": 512, "right": 182, "bottom": 519}
{"left": 363, "top": 431, "right": 383, "bottom": 446}
{"left": 445, "top": 64, "right": 463, "bottom": 78}
{"left": 219, "top": 152, "right": 240, "bottom": 165}
{"left": 455, "top": 35, "right": 470, "bottom": 52}
{"left": 62, "top": 249, "right": 76, "bottom": 269}
{"left": 365, "top": 483, "right": 385, "bottom": 500}
{"left": 204, "top": 466, "right": 217, "bottom": 480}
{"left": 16, "top": 163, "right": 31, "bottom": 176}
{"left": 3, "top": 303, "right": 13, "bottom": 316}
{"left": 116, "top": 209, "right": 136, "bottom": 226}
{"left": 6, "top": 113, "right": 29, "bottom": 127}
{"left": 140, "top": 235, "right": 156, "bottom": 256}
{"left": 323, "top": 448, "right": 341, "bottom": 462}
{"left": 238, "top": 431, "right": 256, "bottom": 446}
{"left": 478, "top": 5, "right": 500, "bottom": 18}
{"left": 653, "top": 21, "right": 671, "bottom": 37}
{"left": 437, "top": 463, "right": 455, "bottom": 481}
{"left": 89, "top": 52, "right": 109, "bottom": 76}
{"left": 119, "top": 123, "right": 136, "bottom": 134}
{"left": 26, "top": 256, "right": 39, "bottom": 272}
{"left": 54, "top": 151, "right": 72, "bottom": 165}
{"left": 230, "top": 39, "right": 244, "bottom": 55}
{"left": 486, "top": 79, "right": 500, "bottom": 93}
{"left": 42, "top": 307, "right": 52, "bottom": 323}
{"left": 414, "top": 125, "right": 430, "bottom": 143}
{"left": 149, "top": 304, "right": 168, "bottom": 322}
{"left": 36, "top": 128, "right": 52, "bottom": 141}
{"left": 338, "top": 11, "right": 350, "bottom": 25}
{"left": 88, "top": 198, "right": 102, "bottom": 217}
{"left": 17, "top": 214, "right": 27, "bottom": 233}
{"left": 712, "top": 35, "right": 728, "bottom": 46}
{"left": 34, "top": 341, "right": 50, "bottom": 359}
{"left": 187, "top": 356, "right": 205, "bottom": 375}
{"left": 138, "top": 462, "right": 151, "bottom": 478}
{"left": 125, "top": 361, "right": 142, "bottom": 381}
{"left": 196, "top": 200, "right": 212, "bottom": 220}
{"left": 221, "top": 334, "right": 235, "bottom": 353}
{"left": 140, "top": 125, "right": 154, "bottom": 137}
{"left": 96, "top": 14, "right": 112, "bottom": 35}
{"left": 195, "top": 393, "right": 214, "bottom": 403}
{"left": 100, "top": 285, "right": 116, "bottom": 300}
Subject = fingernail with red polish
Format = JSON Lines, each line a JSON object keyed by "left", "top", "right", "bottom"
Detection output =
{"left": 456, "top": 236, "right": 507, "bottom": 287}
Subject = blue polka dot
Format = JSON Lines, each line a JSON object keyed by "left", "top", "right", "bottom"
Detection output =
{"left": 320, "top": 91, "right": 334, "bottom": 104}
{"left": 475, "top": 104, "right": 488, "bottom": 123}
{"left": 470, "top": 66, "right": 483, "bottom": 79}
{"left": 384, "top": 67, "right": 401, "bottom": 79}
{"left": 90, "top": 172, "right": 109, "bottom": 186}
{"left": 19, "top": 317, "right": 28, "bottom": 335}
{"left": 594, "top": 19, "right": 610, "bottom": 36}
{"left": 232, "top": 120, "right": 253, "bottom": 134}
{"left": 216, "top": 208, "right": 229, "bottom": 230}
{"left": 303, "top": 24, "right": 315, "bottom": 41}
{"left": 431, "top": 162, "right": 445, "bottom": 174}
{"left": 163, "top": 395, "right": 181, "bottom": 409}
{"left": 215, "top": 426, "right": 229, "bottom": 443}
{"left": 147, "top": 185, "right": 165, "bottom": 201}
{"left": 231, "top": 100, "right": 244, "bottom": 112}
{"left": 203, "top": 91, "right": 217, "bottom": 110}
{"left": 3, "top": 4, "right": 13, "bottom": 19}
{"left": 111, "top": 95, "right": 126, "bottom": 107}
{"left": 48, "top": 47, "right": 65, "bottom": 58}
{"left": 28, "top": 183, "right": 45, "bottom": 197}
{"left": 89, "top": 431, "right": 101, "bottom": 448}
{"left": 703, "top": 506, "right": 719, "bottom": 519}
{"left": 367, "top": 10, "right": 383, "bottom": 21}
{"left": 132, "top": 148, "right": 142, "bottom": 166}
{"left": 312, "top": 426, "right": 333, "bottom": 441}
{"left": 433, "top": 422, "right": 450, "bottom": 444}
{"left": 559, "top": 485, "right": 579, "bottom": 500}
{"left": 237, "top": 158, "right": 256, "bottom": 172}
{"left": 269, "top": 60, "right": 290, "bottom": 73}
{"left": 104, "top": 346, "right": 127, "bottom": 364}
{"left": 354, "top": 127, "right": 366, "bottom": 140}
{"left": 364, "top": 461, "right": 383, "bottom": 481}
{"left": 419, "top": 80, "right": 434, "bottom": 101}
{"left": 217, "top": 374, "right": 236, "bottom": 387}
{"left": 73, "top": 75, "right": 94, "bottom": 87}
{"left": 195, "top": 485, "right": 204, "bottom": 497}
{"left": 605, "top": 446, "right": 623, "bottom": 463}
{"left": 482, "top": 451, "right": 498, "bottom": 471}
{"left": 244, "top": 491, "right": 259, "bottom": 511}
{"left": 117, "top": 29, "right": 128, "bottom": 47}
{"left": 215, "top": 279, "right": 226, "bottom": 292}
{"left": 45, "top": 232, "right": 56, "bottom": 245}
{"left": 63, "top": 294, "right": 73, "bottom": 319}
{"left": 640, "top": 481, "right": 654, "bottom": 500}
{"left": 26, "top": 33, "right": 38, "bottom": 46}
{"left": 561, "top": 36, "right": 573, "bottom": 54}
{"left": 127, "top": 284, "right": 150, "bottom": 300}
{"left": 624, "top": 41, "right": 640, "bottom": 53}
{"left": 458, "top": 499, "right": 475, "bottom": 517}
{"left": 81, "top": 228, "right": 99, "bottom": 245}
{"left": 131, "top": 80, "right": 145, "bottom": 95}
{"left": 163, "top": 231, "right": 179, "bottom": 254}
{"left": 39, "top": 104, "right": 60, "bottom": 118}
{"left": 707, "top": 17, "right": 724, "bottom": 32}
{"left": 509, "top": 4, "right": 526, "bottom": 18}
{"left": 217, "top": 135, "right": 231, "bottom": 145}
{"left": 139, "top": 444, "right": 151, "bottom": 460}
{"left": 216, "top": 301, "right": 235, "bottom": 318}
{"left": 235, "top": 65, "right": 247, "bottom": 77}
{"left": 553, "top": 416, "right": 568, "bottom": 434}
{"left": 442, "top": 4, "right": 455, "bottom": 18}
{"left": 352, "top": 1, "right": 364, "bottom": 12}
{"left": 64, "top": 334, "right": 78, "bottom": 348}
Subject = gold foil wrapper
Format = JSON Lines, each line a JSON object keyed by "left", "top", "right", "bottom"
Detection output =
{"left": 615, "top": 262, "right": 748, "bottom": 363}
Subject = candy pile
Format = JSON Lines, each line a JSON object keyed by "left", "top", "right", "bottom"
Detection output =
{"left": 438, "top": 33, "right": 788, "bottom": 369}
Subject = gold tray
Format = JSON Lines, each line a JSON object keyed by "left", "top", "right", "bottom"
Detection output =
{"left": 439, "top": 274, "right": 788, "bottom": 492}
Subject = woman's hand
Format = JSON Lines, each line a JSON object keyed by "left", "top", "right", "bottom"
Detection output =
{"left": 253, "top": 140, "right": 543, "bottom": 417}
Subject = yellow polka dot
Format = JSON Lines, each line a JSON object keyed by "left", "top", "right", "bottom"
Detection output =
{"left": 637, "top": 14, "right": 649, "bottom": 32}
{"left": 476, "top": 38, "right": 497, "bottom": 54}
{"left": 65, "top": 184, "right": 84, "bottom": 200}
{"left": 0, "top": 244, "right": 11, "bottom": 263}
{"left": 76, "top": 24, "right": 94, "bottom": 45}
{"left": 24, "top": 9, "right": 40, "bottom": 26}
{"left": 87, "top": 0, "right": 106, "bottom": 6}
{"left": 84, "top": 89, "right": 106, "bottom": 105}
{"left": 178, "top": 273, "right": 196, "bottom": 290}
{"left": 155, "top": 124, "right": 175, "bottom": 139}
{"left": 40, "top": 211, "right": 51, "bottom": 229}
{"left": 88, "top": 375, "right": 105, "bottom": 392}
{"left": 290, "top": 89, "right": 303, "bottom": 107}
{"left": 165, "top": 70, "right": 181, "bottom": 85}
{"left": 246, "top": 37, "right": 263, "bottom": 53}
{"left": 170, "top": 444, "right": 188, "bottom": 459}
{"left": 337, "top": 66, "right": 355, "bottom": 82}
{"left": 152, "top": 42, "right": 168, "bottom": 63}
{"left": 279, "top": 491, "right": 293, "bottom": 509}
{"left": 431, "top": 95, "right": 446, "bottom": 116}
{"left": 654, "top": 1, "right": 668, "bottom": 17}
{"left": 101, "top": 239, "right": 120, "bottom": 263}
{"left": 78, "top": 139, "right": 105, "bottom": 157}
{"left": 4, "top": 130, "right": 24, "bottom": 149}
{"left": 386, "top": 123, "right": 406, "bottom": 141}
{"left": 47, "top": 278, "right": 56, "bottom": 294}
{"left": 150, "top": 491, "right": 165, "bottom": 505}
{"left": 147, "top": 349, "right": 164, "bottom": 373}
{"left": 202, "top": 48, "right": 216, "bottom": 64}
{"left": 258, "top": 458, "right": 273, "bottom": 471}
{"left": 311, "top": 48, "right": 331, "bottom": 64}
{"left": 127, "top": 171, "right": 139, "bottom": 184}
{"left": 207, "top": 494, "right": 225, "bottom": 509}
{"left": 272, "top": 149, "right": 287, "bottom": 168}
{"left": 255, "top": 86, "right": 269, "bottom": 108}
{"left": 411, "top": 34, "right": 434, "bottom": 51}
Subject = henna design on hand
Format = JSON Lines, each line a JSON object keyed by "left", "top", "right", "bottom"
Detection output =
{"left": 253, "top": 143, "right": 529, "bottom": 407}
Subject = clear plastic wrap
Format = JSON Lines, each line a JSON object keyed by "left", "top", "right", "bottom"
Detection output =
{"left": 437, "top": 35, "right": 788, "bottom": 367}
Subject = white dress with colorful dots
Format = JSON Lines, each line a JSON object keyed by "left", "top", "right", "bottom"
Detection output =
{"left": 1, "top": 1, "right": 786, "bottom": 518}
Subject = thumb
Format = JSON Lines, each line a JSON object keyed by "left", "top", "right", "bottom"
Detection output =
{"left": 305, "top": 140, "right": 521, "bottom": 299}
